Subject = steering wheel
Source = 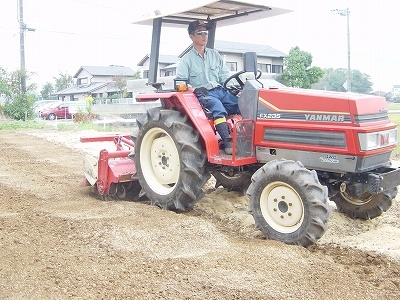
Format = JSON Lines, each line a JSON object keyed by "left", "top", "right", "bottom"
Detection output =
{"left": 223, "top": 69, "right": 262, "bottom": 96}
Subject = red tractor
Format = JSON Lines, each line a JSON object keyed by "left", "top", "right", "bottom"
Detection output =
{"left": 81, "top": 1, "right": 400, "bottom": 247}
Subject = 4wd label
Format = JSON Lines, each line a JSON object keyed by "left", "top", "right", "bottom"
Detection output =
{"left": 320, "top": 154, "right": 339, "bottom": 164}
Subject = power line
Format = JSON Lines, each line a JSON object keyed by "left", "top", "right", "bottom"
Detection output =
{"left": 31, "top": 28, "right": 134, "bottom": 41}
{"left": 1, "top": 25, "right": 134, "bottom": 41}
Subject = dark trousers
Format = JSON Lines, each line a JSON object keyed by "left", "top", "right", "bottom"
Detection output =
{"left": 196, "top": 87, "right": 240, "bottom": 119}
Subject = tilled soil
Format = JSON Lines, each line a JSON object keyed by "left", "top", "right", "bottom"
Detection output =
{"left": 0, "top": 129, "right": 400, "bottom": 299}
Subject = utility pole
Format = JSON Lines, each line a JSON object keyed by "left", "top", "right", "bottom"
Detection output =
{"left": 19, "top": 0, "right": 26, "bottom": 92}
{"left": 18, "top": 0, "right": 35, "bottom": 93}
{"left": 332, "top": 8, "right": 351, "bottom": 92}
{"left": 345, "top": 8, "right": 351, "bottom": 92}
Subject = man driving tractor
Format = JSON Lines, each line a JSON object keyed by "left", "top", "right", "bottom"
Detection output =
{"left": 176, "top": 20, "right": 240, "bottom": 155}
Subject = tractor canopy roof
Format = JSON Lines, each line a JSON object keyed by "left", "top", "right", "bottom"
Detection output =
{"left": 132, "top": 0, "right": 291, "bottom": 28}
{"left": 132, "top": 0, "right": 292, "bottom": 85}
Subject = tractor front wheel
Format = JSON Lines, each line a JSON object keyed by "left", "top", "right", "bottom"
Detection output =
{"left": 131, "top": 108, "right": 209, "bottom": 211}
{"left": 247, "top": 160, "right": 330, "bottom": 247}
{"left": 331, "top": 183, "right": 396, "bottom": 219}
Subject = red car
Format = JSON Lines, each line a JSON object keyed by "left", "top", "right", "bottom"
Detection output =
{"left": 40, "top": 102, "right": 72, "bottom": 120}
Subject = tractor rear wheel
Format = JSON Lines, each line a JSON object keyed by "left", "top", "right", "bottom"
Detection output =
{"left": 247, "top": 160, "right": 330, "bottom": 247}
{"left": 131, "top": 108, "right": 209, "bottom": 211}
{"left": 331, "top": 183, "right": 396, "bottom": 219}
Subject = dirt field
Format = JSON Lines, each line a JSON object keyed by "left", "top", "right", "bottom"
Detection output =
{"left": 1, "top": 128, "right": 400, "bottom": 299}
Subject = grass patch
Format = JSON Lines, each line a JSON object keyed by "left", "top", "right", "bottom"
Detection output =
{"left": 0, "top": 118, "right": 136, "bottom": 133}
{"left": 55, "top": 122, "right": 136, "bottom": 133}
{"left": 388, "top": 103, "right": 400, "bottom": 111}
{"left": 0, "top": 120, "right": 53, "bottom": 130}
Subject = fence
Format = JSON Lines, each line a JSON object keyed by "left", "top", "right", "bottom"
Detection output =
{"left": 92, "top": 98, "right": 138, "bottom": 105}
{"left": 91, "top": 98, "right": 161, "bottom": 116}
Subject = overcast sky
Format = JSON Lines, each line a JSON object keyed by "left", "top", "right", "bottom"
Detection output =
{"left": 1, "top": 0, "right": 399, "bottom": 92}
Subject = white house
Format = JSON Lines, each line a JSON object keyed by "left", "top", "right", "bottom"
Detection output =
{"left": 55, "top": 65, "right": 136, "bottom": 101}
{"left": 392, "top": 85, "right": 400, "bottom": 99}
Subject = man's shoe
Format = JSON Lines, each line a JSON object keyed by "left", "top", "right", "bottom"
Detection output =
{"left": 224, "top": 141, "right": 233, "bottom": 155}
{"left": 215, "top": 121, "right": 233, "bottom": 155}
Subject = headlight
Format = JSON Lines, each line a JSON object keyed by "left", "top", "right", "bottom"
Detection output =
{"left": 358, "top": 129, "right": 397, "bottom": 151}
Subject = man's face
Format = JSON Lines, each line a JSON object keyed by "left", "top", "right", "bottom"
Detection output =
{"left": 190, "top": 26, "right": 208, "bottom": 46}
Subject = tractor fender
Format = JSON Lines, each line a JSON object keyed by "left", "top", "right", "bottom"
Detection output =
{"left": 137, "top": 91, "right": 221, "bottom": 159}
{"left": 176, "top": 92, "right": 220, "bottom": 157}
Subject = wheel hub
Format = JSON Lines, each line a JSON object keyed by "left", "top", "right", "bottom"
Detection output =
{"left": 278, "top": 200, "right": 289, "bottom": 213}
{"left": 260, "top": 182, "right": 304, "bottom": 233}
{"left": 339, "top": 182, "right": 373, "bottom": 205}
{"left": 149, "top": 135, "right": 180, "bottom": 185}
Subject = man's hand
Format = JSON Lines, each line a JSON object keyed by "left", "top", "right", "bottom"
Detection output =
{"left": 194, "top": 87, "right": 208, "bottom": 96}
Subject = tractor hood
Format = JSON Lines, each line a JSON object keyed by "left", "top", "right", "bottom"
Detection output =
{"left": 257, "top": 88, "right": 389, "bottom": 125}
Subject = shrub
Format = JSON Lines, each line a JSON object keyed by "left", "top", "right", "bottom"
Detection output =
{"left": 73, "top": 112, "right": 97, "bottom": 123}
{"left": 3, "top": 93, "right": 35, "bottom": 120}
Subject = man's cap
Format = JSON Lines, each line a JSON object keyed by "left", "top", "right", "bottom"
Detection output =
{"left": 188, "top": 20, "right": 212, "bottom": 34}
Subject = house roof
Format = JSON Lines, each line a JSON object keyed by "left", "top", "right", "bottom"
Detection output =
{"left": 56, "top": 82, "right": 108, "bottom": 95}
{"left": 137, "top": 54, "right": 179, "bottom": 66}
{"left": 73, "top": 65, "right": 135, "bottom": 78}
{"left": 371, "top": 91, "right": 387, "bottom": 96}
{"left": 162, "top": 62, "right": 179, "bottom": 70}
{"left": 217, "top": 40, "right": 286, "bottom": 58}
{"left": 55, "top": 81, "right": 123, "bottom": 96}
{"left": 179, "top": 40, "right": 286, "bottom": 58}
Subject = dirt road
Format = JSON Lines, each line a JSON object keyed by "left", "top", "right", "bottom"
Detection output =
{"left": 0, "top": 129, "right": 399, "bottom": 299}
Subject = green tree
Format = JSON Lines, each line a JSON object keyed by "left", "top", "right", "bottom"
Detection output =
{"left": 312, "top": 68, "right": 347, "bottom": 92}
{"left": 2, "top": 69, "right": 37, "bottom": 120}
{"left": 0, "top": 67, "right": 9, "bottom": 96}
{"left": 112, "top": 75, "right": 128, "bottom": 98}
{"left": 40, "top": 82, "right": 54, "bottom": 99}
{"left": 312, "top": 68, "right": 373, "bottom": 94}
{"left": 112, "top": 69, "right": 141, "bottom": 98}
{"left": 132, "top": 69, "right": 141, "bottom": 79}
{"left": 54, "top": 72, "right": 73, "bottom": 92}
{"left": 279, "top": 46, "right": 324, "bottom": 89}
{"left": 351, "top": 69, "right": 373, "bottom": 94}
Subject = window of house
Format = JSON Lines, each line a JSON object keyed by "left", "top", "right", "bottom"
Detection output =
{"left": 272, "top": 65, "right": 283, "bottom": 74}
{"left": 258, "top": 63, "right": 271, "bottom": 73}
{"left": 165, "top": 70, "right": 176, "bottom": 77}
{"left": 226, "top": 62, "right": 237, "bottom": 71}
{"left": 143, "top": 70, "right": 149, "bottom": 79}
{"left": 78, "top": 78, "right": 88, "bottom": 85}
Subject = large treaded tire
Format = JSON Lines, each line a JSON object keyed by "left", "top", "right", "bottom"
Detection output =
{"left": 331, "top": 184, "right": 396, "bottom": 220}
{"left": 212, "top": 171, "right": 252, "bottom": 195}
{"left": 247, "top": 160, "right": 331, "bottom": 247}
{"left": 130, "top": 108, "right": 209, "bottom": 211}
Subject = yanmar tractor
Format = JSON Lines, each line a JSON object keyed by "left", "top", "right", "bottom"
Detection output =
{"left": 81, "top": 1, "right": 400, "bottom": 247}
